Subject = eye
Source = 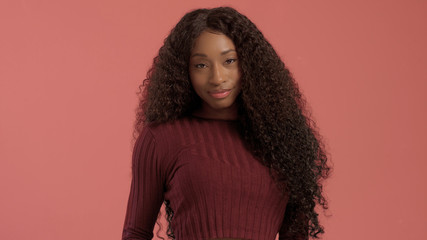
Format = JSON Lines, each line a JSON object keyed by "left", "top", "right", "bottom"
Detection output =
{"left": 225, "top": 59, "right": 237, "bottom": 64}
{"left": 194, "top": 63, "right": 207, "bottom": 68}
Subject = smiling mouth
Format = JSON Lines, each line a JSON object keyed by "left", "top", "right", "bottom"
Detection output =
{"left": 208, "top": 89, "right": 232, "bottom": 99}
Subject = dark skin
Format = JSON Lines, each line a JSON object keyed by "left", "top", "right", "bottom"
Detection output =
{"left": 189, "top": 30, "right": 242, "bottom": 121}
{"left": 189, "top": 30, "right": 249, "bottom": 240}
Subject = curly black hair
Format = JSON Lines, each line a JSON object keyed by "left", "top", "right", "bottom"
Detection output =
{"left": 134, "top": 6, "right": 331, "bottom": 240}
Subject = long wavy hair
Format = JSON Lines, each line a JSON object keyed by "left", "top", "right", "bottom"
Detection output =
{"left": 134, "top": 6, "right": 331, "bottom": 239}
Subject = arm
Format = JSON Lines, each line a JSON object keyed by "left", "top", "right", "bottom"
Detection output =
{"left": 122, "top": 128, "right": 165, "bottom": 240}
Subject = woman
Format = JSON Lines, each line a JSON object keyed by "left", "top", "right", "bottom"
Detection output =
{"left": 122, "top": 6, "right": 330, "bottom": 240}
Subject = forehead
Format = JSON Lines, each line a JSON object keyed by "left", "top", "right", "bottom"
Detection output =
{"left": 191, "top": 31, "right": 236, "bottom": 54}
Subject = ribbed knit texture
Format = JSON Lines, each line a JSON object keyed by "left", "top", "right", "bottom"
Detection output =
{"left": 122, "top": 116, "right": 291, "bottom": 240}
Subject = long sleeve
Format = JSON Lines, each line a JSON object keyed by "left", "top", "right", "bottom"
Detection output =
{"left": 122, "top": 117, "right": 290, "bottom": 239}
{"left": 122, "top": 128, "right": 166, "bottom": 240}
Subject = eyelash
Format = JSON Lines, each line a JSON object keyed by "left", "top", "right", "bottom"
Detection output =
{"left": 195, "top": 63, "right": 207, "bottom": 68}
{"left": 225, "top": 59, "right": 236, "bottom": 64}
{"left": 194, "top": 59, "right": 237, "bottom": 68}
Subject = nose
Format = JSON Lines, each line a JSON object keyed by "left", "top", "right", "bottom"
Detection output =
{"left": 209, "top": 62, "right": 225, "bottom": 85}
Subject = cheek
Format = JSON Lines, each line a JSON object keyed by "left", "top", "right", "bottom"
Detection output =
{"left": 233, "top": 69, "right": 242, "bottom": 86}
{"left": 189, "top": 76, "right": 204, "bottom": 93}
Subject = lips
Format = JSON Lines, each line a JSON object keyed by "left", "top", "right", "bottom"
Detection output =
{"left": 208, "top": 89, "right": 232, "bottom": 99}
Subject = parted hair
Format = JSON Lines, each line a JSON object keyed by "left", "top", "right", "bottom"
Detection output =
{"left": 134, "top": 6, "right": 331, "bottom": 239}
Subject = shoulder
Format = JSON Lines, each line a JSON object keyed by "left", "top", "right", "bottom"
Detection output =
{"left": 140, "top": 116, "right": 239, "bottom": 150}
{"left": 143, "top": 117, "right": 194, "bottom": 141}
{"left": 133, "top": 118, "right": 198, "bottom": 179}
{"left": 132, "top": 120, "right": 187, "bottom": 172}
{"left": 136, "top": 117, "right": 196, "bottom": 156}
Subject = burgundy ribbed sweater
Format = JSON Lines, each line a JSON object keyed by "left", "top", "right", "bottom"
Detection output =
{"left": 122, "top": 115, "right": 295, "bottom": 240}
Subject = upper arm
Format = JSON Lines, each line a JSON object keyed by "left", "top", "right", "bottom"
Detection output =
{"left": 122, "top": 128, "right": 166, "bottom": 240}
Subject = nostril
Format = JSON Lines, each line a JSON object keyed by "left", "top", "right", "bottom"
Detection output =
{"left": 210, "top": 72, "right": 225, "bottom": 84}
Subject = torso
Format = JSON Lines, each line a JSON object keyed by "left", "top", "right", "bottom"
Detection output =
{"left": 148, "top": 116, "right": 288, "bottom": 240}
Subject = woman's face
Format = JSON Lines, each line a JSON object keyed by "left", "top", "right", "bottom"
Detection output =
{"left": 189, "top": 30, "right": 242, "bottom": 119}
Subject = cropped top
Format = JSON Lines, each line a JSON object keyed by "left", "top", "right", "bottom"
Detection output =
{"left": 122, "top": 116, "right": 300, "bottom": 240}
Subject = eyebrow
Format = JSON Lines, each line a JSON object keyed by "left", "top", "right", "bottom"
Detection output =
{"left": 191, "top": 49, "right": 236, "bottom": 58}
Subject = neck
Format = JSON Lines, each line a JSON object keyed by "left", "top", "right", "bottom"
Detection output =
{"left": 192, "top": 103, "right": 238, "bottom": 121}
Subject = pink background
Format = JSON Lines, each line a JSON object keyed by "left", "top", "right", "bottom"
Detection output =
{"left": 1, "top": 0, "right": 426, "bottom": 239}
